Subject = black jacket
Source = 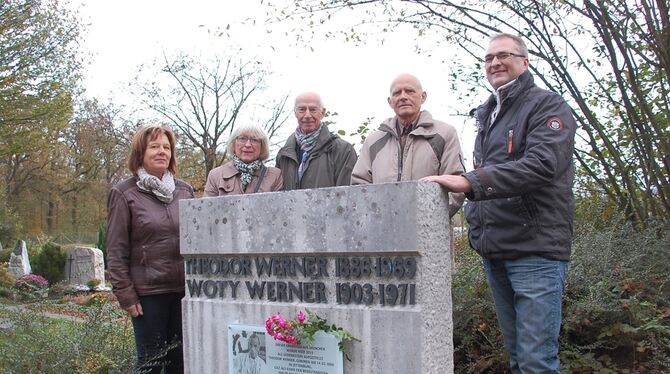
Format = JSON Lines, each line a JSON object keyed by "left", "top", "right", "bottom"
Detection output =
{"left": 463, "top": 71, "right": 576, "bottom": 261}
{"left": 275, "top": 124, "right": 357, "bottom": 190}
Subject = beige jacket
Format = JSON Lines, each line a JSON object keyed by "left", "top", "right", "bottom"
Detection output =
{"left": 203, "top": 161, "right": 282, "bottom": 196}
{"left": 351, "top": 110, "right": 466, "bottom": 217}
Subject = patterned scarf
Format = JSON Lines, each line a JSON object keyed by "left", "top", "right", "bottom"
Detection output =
{"left": 233, "top": 156, "right": 262, "bottom": 191}
{"left": 294, "top": 125, "right": 322, "bottom": 181}
{"left": 136, "top": 167, "right": 175, "bottom": 203}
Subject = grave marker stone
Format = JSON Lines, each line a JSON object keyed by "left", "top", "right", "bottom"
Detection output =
{"left": 64, "top": 246, "right": 106, "bottom": 290}
{"left": 180, "top": 182, "right": 454, "bottom": 374}
{"left": 8, "top": 240, "right": 31, "bottom": 279}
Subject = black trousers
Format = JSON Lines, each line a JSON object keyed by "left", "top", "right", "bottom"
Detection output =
{"left": 131, "top": 292, "right": 184, "bottom": 374}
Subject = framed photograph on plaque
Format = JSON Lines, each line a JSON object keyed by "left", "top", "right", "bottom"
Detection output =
{"left": 228, "top": 324, "right": 270, "bottom": 374}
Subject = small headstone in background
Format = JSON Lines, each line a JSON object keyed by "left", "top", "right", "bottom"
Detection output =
{"left": 63, "top": 246, "right": 107, "bottom": 290}
{"left": 8, "top": 240, "right": 31, "bottom": 279}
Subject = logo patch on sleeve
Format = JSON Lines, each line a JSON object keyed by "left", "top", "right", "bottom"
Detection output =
{"left": 547, "top": 117, "right": 564, "bottom": 131}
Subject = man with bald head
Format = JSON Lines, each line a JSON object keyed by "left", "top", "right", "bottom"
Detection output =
{"left": 276, "top": 92, "right": 357, "bottom": 190}
{"left": 351, "top": 74, "right": 465, "bottom": 217}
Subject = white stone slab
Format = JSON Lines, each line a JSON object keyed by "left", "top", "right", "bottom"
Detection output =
{"left": 181, "top": 182, "right": 453, "bottom": 374}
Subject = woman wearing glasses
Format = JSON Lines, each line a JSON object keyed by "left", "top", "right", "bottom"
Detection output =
{"left": 203, "top": 124, "right": 283, "bottom": 196}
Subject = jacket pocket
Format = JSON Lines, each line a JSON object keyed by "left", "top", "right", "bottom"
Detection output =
{"left": 220, "top": 179, "right": 236, "bottom": 194}
{"left": 141, "top": 246, "right": 174, "bottom": 286}
{"left": 483, "top": 197, "right": 537, "bottom": 251}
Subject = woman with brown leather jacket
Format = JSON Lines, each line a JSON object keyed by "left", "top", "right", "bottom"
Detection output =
{"left": 106, "top": 124, "right": 194, "bottom": 373}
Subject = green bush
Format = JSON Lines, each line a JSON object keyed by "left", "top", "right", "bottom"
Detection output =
{"left": 452, "top": 214, "right": 670, "bottom": 373}
{"left": 561, "top": 218, "right": 670, "bottom": 372}
{"left": 0, "top": 247, "right": 11, "bottom": 263}
{"left": 0, "top": 298, "right": 135, "bottom": 373}
{"left": 86, "top": 278, "right": 101, "bottom": 290}
{"left": 0, "top": 265, "right": 15, "bottom": 289}
{"left": 26, "top": 242, "right": 41, "bottom": 267}
{"left": 32, "top": 242, "right": 66, "bottom": 285}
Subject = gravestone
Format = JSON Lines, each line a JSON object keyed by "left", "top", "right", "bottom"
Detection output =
{"left": 180, "top": 182, "right": 454, "bottom": 374}
{"left": 63, "top": 246, "right": 106, "bottom": 290}
{"left": 8, "top": 240, "right": 31, "bottom": 279}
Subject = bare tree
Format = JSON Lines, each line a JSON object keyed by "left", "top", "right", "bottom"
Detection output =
{"left": 269, "top": 0, "right": 670, "bottom": 224}
{"left": 132, "top": 53, "right": 290, "bottom": 177}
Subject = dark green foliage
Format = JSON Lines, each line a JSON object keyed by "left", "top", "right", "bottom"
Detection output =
{"left": 0, "top": 265, "right": 15, "bottom": 289}
{"left": 561, "top": 219, "right": 670, "bottom": 372}
{"left": 0, "top": 247, "right": 10, "bottom": 263}
{"left": 452, "top": 216, "right": 670, "bottom": 373}
{"left": 32, "top": 242, "right": 66, "bottom": 284}
{"left": 26, "top": 242, "right": 41, "bottom": 266}
{"left": 85, "top": 278, "right": 100, "bottom": 290}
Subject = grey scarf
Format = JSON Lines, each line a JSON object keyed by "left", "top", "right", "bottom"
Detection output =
{"left": 136, "top": 167, "right": 175, "bottom": 203}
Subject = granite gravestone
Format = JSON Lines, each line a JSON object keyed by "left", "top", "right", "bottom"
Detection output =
{"left": 63, "top": 246, "right": 106, "bottom": 289}
{"left": 180, "top": 182, "right": 454, "bottom": 374}
{"left": 8, "top": 240, "right": 31, "bottom": 279}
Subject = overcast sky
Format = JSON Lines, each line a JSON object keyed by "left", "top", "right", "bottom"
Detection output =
{"left": 73, "top": 0, "right": 480, "bottom": 166}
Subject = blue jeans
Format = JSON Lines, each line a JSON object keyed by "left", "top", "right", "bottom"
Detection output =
{"left": 131, "top": 292, "right": 184, "bottom": 374}
{"left": 483, "top": 256, "right": 568, "bottom": 374}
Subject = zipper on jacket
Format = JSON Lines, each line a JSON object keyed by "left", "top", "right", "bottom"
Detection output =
{"left": 397, "top": 141, "right": 403, "bottom": 182}
{"left": 507, "top": 129, "right": 514, "bottom": 155}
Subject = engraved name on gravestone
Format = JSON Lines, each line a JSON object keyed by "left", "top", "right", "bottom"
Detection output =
{"left": 184, "top": 254, "right": 417, "bottom": 306}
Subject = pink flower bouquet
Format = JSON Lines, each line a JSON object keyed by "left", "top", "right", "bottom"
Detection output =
{"left": 265, "top": 309, "right": 359, "bottom": 352}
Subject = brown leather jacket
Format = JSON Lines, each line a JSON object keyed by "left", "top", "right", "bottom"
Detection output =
{"left": 203, "top": 161, "right": 282, "bottom": 197}
{"left": 106, "top": 177, "right": 194, "bottom": 309}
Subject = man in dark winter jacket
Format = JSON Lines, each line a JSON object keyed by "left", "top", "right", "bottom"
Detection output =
{"left": 275, "top": 92, "right": 357, "bottom": 190}
{"left": 423, "top": 33, "right": 576, "bottom": 373}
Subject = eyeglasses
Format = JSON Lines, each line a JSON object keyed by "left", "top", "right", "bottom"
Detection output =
{"left": 295, "top": 106, "right": 322, "bottom": 115}
{"left": 484, "top": 52, "right": 526, "bottom": 64}
{"left": 235, "top": 136, "right": 261, "bottom": 145}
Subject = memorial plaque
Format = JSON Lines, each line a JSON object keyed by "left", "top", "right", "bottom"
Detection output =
{"left": 266, "top": 331, "right": 343, "bottom": 374}
{"left": 181, "top": 182, "right": 454, "bottom": 373}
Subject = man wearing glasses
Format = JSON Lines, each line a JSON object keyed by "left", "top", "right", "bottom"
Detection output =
{"left": 276, "top": 92, "right": 357, "bottom": 190}
{"left": 423, "top": 33, "right": 576, "bottom": 373}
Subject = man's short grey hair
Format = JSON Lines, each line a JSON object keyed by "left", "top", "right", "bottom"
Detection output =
{"left": 293, "top": 93, "right": 324, "bottom": 109}
{"left": 490, "top": 33, "right": 529, "bottom": 57}
{"left": 226, "top": 124, "right": 271, "bottom": 161}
